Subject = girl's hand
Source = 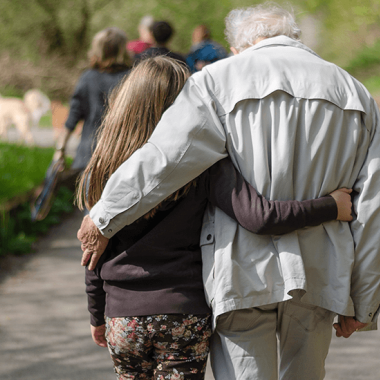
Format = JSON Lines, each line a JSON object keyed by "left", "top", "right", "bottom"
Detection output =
{"left": 91, "top": 324, "right": 107, "bottom": 347}
{"left": 329, "top": 188, "right": 353, "bottom": 221}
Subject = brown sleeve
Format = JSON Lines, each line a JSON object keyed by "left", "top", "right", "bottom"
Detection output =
{"left": 206, "top": 158, "right": 337, "bottom": 235}
{"left": 85, "top": 267, "right": 106, "bottom": 326}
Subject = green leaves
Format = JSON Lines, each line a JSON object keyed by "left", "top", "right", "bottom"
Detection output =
{"left": 1, "top": 0, "right": 380, "bottom": 96}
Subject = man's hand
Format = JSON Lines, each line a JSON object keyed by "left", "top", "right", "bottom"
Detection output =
{"left": 77, "top": 215, "right": 109, "bottom": 270}
{"left": 329, "top": 188, "right": 353, "bottom": 221}
{"left": 91, "top": 324, "right": 107, "bottom": 347}
{"left": 333, "top": 315, "right": 368, "bottom": 338}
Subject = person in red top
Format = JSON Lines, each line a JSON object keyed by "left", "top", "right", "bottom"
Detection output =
{"left": 134, "top": 21, "right": 186, "bottom": 65}
{"left": 126, "top": 15, "right": 155, "bottom": 59}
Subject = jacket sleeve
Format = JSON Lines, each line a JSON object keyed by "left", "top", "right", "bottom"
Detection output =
{"left": 65, "top": 73, "right": 86, "bottom": 131}
{"left": 206, "top": 158, "right": 337, "bottom": 235}
{"left": 350, "top": 98, "right": 380, "bottom": 326}
{"left": 90, "top": 71, "right": 228, "bottom": 238}
{"left": 85, "top": 267, "right": 106, "bottom": 326}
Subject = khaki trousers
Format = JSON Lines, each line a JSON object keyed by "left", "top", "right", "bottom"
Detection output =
{"left": 210, "top": 300, "right": 336, "bottom": 380}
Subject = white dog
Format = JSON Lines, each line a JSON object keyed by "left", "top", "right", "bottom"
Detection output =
{"left": 0, "top": 89, "right": 51, "bottom": 144}
{"left": 24, "top": 89, "right": 51, "bottom": 128}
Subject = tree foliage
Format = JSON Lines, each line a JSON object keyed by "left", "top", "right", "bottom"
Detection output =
{"left": 1, "top": 0, "right": 380, "bottom": 98}
{"left": 301, "top": 0, "right": 380, "bottom": 65}
{"left": 0, "top": 0, "right": 107, "bottom": 60}
{"left": 2, "top": 0, "right": 380, "bottom": 62}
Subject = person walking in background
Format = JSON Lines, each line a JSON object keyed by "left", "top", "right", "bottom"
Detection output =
{"left": 134, "top": 21, "right": 186, "bottom": 65}
{"left": 77, "top": 55, "right": 352, "bottom": 380}
{"left": 186, "top": 25, "right": 228, "bottom": 73}
{"left": 77, "top": 2, "right": 380, "bottom": 379}
{"left": 54, "top": 27, "right": 131, "bottom": 173}
{"left": 126, "top": 15, "right": 155, "bottom": 59}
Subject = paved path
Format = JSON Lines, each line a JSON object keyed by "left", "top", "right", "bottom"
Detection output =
{"left": 1, "top": 128, "right": 380, "bottom": 379}
{"left": 0, "top": 210, "right": 114, "bottom": 379}
{"left": 1, "top": 209, "right": 379, "bottom": 379}
{"left": 325, "top": 325, "right": 380, "bottom": 379}
{"left": 4, "top": 126, "right": 79, "bottom": 157}
{"left": 0, "top": 210, "right": 214, "bottom": 380}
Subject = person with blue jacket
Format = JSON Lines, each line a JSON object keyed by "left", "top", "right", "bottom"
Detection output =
{"left": 186, "top": 25, "right": 227, "bottom": 73}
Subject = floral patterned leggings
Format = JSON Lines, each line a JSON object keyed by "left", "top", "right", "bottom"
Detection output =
{"left": 105, "top": 313, "right": 212, "bottom": 380}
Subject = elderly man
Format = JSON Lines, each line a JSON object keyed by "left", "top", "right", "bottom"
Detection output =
{"left": 78, "top": 3, "right": 380, "bottom": 379}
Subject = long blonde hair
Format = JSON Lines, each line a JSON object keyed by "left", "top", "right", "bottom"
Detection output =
{"left": 76, "top": 56, "right": 192, "bottom": 214}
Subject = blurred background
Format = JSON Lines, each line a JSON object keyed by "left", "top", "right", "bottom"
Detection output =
{"left": 1, "top": 2, "right": 380, "bottom": 379}
{"left": 1, "top": 0, "right": 380, "bottom": 101}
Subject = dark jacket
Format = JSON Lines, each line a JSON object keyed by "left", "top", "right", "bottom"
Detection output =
{"left": 65, "top": 66, "right": 130, "bottom": 170}
{"left": 134, "top": 47, "right": 186, "bottom": 66}
{"left": 86, "top": 158, "right": 337, "bottom": 326}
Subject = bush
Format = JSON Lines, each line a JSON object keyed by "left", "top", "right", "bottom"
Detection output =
{"left": 0, "top": 186, "right": 75, "bottom": 256}
{"left": 344, "top": 40, "right": 380, "bottom": 75}
{"left": 0, "top": 141, "right": 76, "bottom": 256}
{"left": 0, "top": 52, "right": 83, "bottom": 101}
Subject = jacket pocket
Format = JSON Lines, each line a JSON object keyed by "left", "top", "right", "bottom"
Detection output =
{"left": 200, "top": 220, "right": 215, "bottom": 308}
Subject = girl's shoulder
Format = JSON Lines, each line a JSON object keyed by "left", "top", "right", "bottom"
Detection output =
{"left": 75, "top": 69, "right": 99, "bottom": 87}
{"left": 81, "top": 69, "right": 102, "bottom": 79}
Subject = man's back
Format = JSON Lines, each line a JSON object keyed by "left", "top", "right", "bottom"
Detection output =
{"left": 199, "top": 36, "right": 379, "bottom": 326}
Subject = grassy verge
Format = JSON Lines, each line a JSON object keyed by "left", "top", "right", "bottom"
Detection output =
{"left": 38, "top": 110, "right": 53, "bottom": 129}
{"left": 0, "top": 84, "right": 24, "bottom": 98}
{"left": 0, "top": 142, "right": 55, "bottom": 204}
{"left": 0, "top": 141, "right": 75, "bottom": 256}
{"left": 0, "top": 186, "right": 75, "bottom": 256}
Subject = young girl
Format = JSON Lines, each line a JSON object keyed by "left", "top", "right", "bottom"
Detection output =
{"left": 77, "top": 56, "right": 351, "bottom": 380}
{"left": 55, "top": 27, "right": 131, "bottom": 171}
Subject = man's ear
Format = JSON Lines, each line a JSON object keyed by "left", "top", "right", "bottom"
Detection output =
{"left": 230, "top": 47, "right": 239, "bottom": 55}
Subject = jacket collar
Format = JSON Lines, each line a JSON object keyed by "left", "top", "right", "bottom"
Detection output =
{"left": 241, "top": 35, "right": 320, "bottom": 58}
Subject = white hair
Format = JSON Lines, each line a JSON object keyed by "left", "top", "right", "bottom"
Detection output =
{"left": 225, "top": 2, "right": 301, "bottom": 52}
{"left": 139, "top": 15, "right": 154, "bottom": 29}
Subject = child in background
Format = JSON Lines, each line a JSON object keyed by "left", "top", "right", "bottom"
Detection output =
{"left": 76, "top": 56, "right": 352, "bottom": 380}
{"left": 54, "top": 27, "right": 131, "bottom": 172}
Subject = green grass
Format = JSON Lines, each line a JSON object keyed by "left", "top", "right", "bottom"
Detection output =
{"left": 0, "top": 141, "right": 75, "bottom": 256}
{"left": 0, "top": 85, "right": 24, "bottom": 98}
{"left": 0, "top": 142, "right": 55, "bottom": 204}
{"left": 0, "top": 142, "right": 74, "bottom": 204}
{"left": 362, "top": 76, "right": 380, "bottom": 95}
{"left": 0, "top": 142, "right": 54, "bottom": 204}
{"left": 38, "top": 110, "right": 53, "bottom": 128}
